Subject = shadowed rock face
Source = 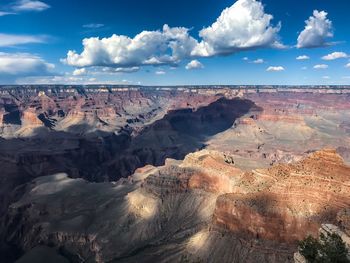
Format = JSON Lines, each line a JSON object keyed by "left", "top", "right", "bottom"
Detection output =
{"left": 0, "top": 96, "right": 256, "bottom": 181}
{"left": 105, "top": 97, "right": 258, "bottom": 180}
{"left": 2, "top": 104, "right": 21, "bottom": 125}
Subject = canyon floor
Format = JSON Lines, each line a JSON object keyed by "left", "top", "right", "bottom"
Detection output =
{"left": 0, "top": 85, "right": 350, "bottom": 262}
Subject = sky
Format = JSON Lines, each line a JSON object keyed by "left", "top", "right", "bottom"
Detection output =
{"left": 1, "top": 0, "right": 350, "bottom": 85}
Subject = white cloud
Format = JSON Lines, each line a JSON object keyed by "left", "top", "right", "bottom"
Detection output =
{"left": 83, "top": 23, "right": 104, "bottom": 29}
{"left": 252, "top": 58, "right": 264, "bottom": 64}
{"left": 12, "top": 0, "right": 50, "bottom": 12}
{"left": 17, "top": 75, "right": 137, "bottom": 85}
{"left": 192, "top": 0, "right": 282, "bottom": 57}
{"left": 242, "top": 57, "right": 249, "bottom": 61}
{"left": 17, "top": 75, "right": 82, "bottom": 84}
{"left": 301, "top": 66, "right": 307, "bottom": 70}
{"left": 322, "top": 51, "right": 348, "bottom": 60}
{"left": 63, "top": 24, "right": 198, "bottom": 68}
{"left": 345, "top": 63, "right": 350, "bottom": 68}
{"left": 313, "top": 64, "right": 328, "bottom": 69}
{"left": 0, "top": 33, "right": 47, "bottom": 47}
{"left": 185, "top": 60, "right": 204, "bottom": 70}
{"left": 72, "top": 68, "right": 87, "bottom": 76}
{"left": 0, "top": 52, "right": 54, "bottom": 76}
{"left": 322, "top": 76, "right": 330, "bottom": 79}
{"left": 0, "top": 11, "right": 15, "bottom": 16}
{"left": 266, "top": 66, "right": 284, "bottom": 72}
{"left": 102, "top": 67, "right": 140, "bottom": 73}
{"left": 297, "top": 10, "right": 333, "bottom": 48}
{"left": 296, "top": 55, "right": 310, "bottom": 60}
{"left": 155, "top": 70, "right": 166, "bottom": 75}
{"left": 63, "top": 0, "right": 283, "bottom": 71}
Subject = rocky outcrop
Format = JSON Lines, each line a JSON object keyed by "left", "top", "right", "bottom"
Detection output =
{"left": 4, "top": 149, "right": 350, "bottom": 263}
{"left": 213, "top": 149, "right": 350, "bottom": 244}
{"left": 144, "top": 150, "right": 243, "bottom": 195}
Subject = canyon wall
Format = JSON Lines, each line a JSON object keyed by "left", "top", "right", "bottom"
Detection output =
{"left": 0, "top": 85, "right": 350, "bottom": 262}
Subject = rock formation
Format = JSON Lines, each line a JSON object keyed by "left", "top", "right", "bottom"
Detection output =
{"left": 0, "top": 85, "right": 350, "bottom": 262}
{"left": 3, "top": 149, "right": 350, "bottom": 262}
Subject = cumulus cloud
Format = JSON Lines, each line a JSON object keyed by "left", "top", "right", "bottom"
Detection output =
{"left": 296, "top": 55, "right": 310, "bottom": 60}
{"left": 266, "top": 66, "right": 284, "bottom": 72}
{"left": 322, "top": 51, "right": 348, "bottom": 60}
{"left": 242, "top": 57, "right": 249, "bottom": 61}
{"left": 345, "top": 63, "right": 350, "bottom": 68}
{"left": 72, "top": 68, "right": 87, "bottom": 76}
{"left": 0, "top": 52, "right": 54, "bottom": 76}
{"left": 313, "top": 64, "right": 328, "bottom": 69}
{"left": 297, "top": 10, "right": 333, "bottom": 48}
{"left": 12, "top": 0, "right": 50, "bottom": 12}
{"left": 63, "top": 0, "right": 283, "bottom": 71}
{"left": 185, "top": 60, "right": 204, "bottom": 70}
{"left": 0, "top": 33, "right": 47, "bottom": 47}
{"left": 252, "top": 58, "right": 264, "bottom": 64}
{"left": 192, "top": 0, "right": 282, "bottom": 57}
{"left": 63, "top": 24, "right": 198, "bottom": 68}
{"left": 322, "top": 76, "right": 330, "bottom": 79}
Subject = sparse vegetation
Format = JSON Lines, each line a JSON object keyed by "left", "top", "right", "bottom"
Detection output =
{"left": 299, "top": 232, "right": 349, "bottom": 263}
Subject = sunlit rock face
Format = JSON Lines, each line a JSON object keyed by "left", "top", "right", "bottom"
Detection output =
{"left": 213, "top": 149, "right": 350, "bottom": 243}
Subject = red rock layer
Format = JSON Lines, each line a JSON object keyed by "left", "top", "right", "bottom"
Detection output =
{"left": 213, "top": 149, "right": 350, "bottom": 243}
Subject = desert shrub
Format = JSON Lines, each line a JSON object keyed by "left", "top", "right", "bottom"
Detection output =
{"left": 299, "top": 232, "right": 350, "bottom": 263}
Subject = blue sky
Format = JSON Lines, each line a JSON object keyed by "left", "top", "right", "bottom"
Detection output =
{"left": 1, "top": 0, "right": 350, "bottom": 85}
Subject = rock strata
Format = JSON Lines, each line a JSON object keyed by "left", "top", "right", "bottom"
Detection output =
{"left": 5, "top": 149, "right": 350, "bottom": 262}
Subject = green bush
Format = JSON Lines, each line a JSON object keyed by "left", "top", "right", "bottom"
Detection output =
{"left": 299, "top": 232, "right": 350, "bottom": 263}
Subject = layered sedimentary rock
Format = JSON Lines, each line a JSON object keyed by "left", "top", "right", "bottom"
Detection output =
{"left": 0, "top": 86, "right": 223, "bottom": 137}
{"left": 1, "top": 85, "right": 350, "bottom": 262}
{"left": 213, "top": 149, "right": 350, "bottom": 243}
{"left": 4, "top": 149, "right": 350, "bottom": 263}
{"left": 207, "top": 90, "right": 350, "bottom": 170}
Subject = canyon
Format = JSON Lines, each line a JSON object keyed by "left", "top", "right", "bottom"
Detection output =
{"left": 0, "top": 85, "right": 350, "bottom": 262}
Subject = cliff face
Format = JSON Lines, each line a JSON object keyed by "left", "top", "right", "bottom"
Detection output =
{"left": 4, "top": 149, "right": 350, "bottom": 263}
